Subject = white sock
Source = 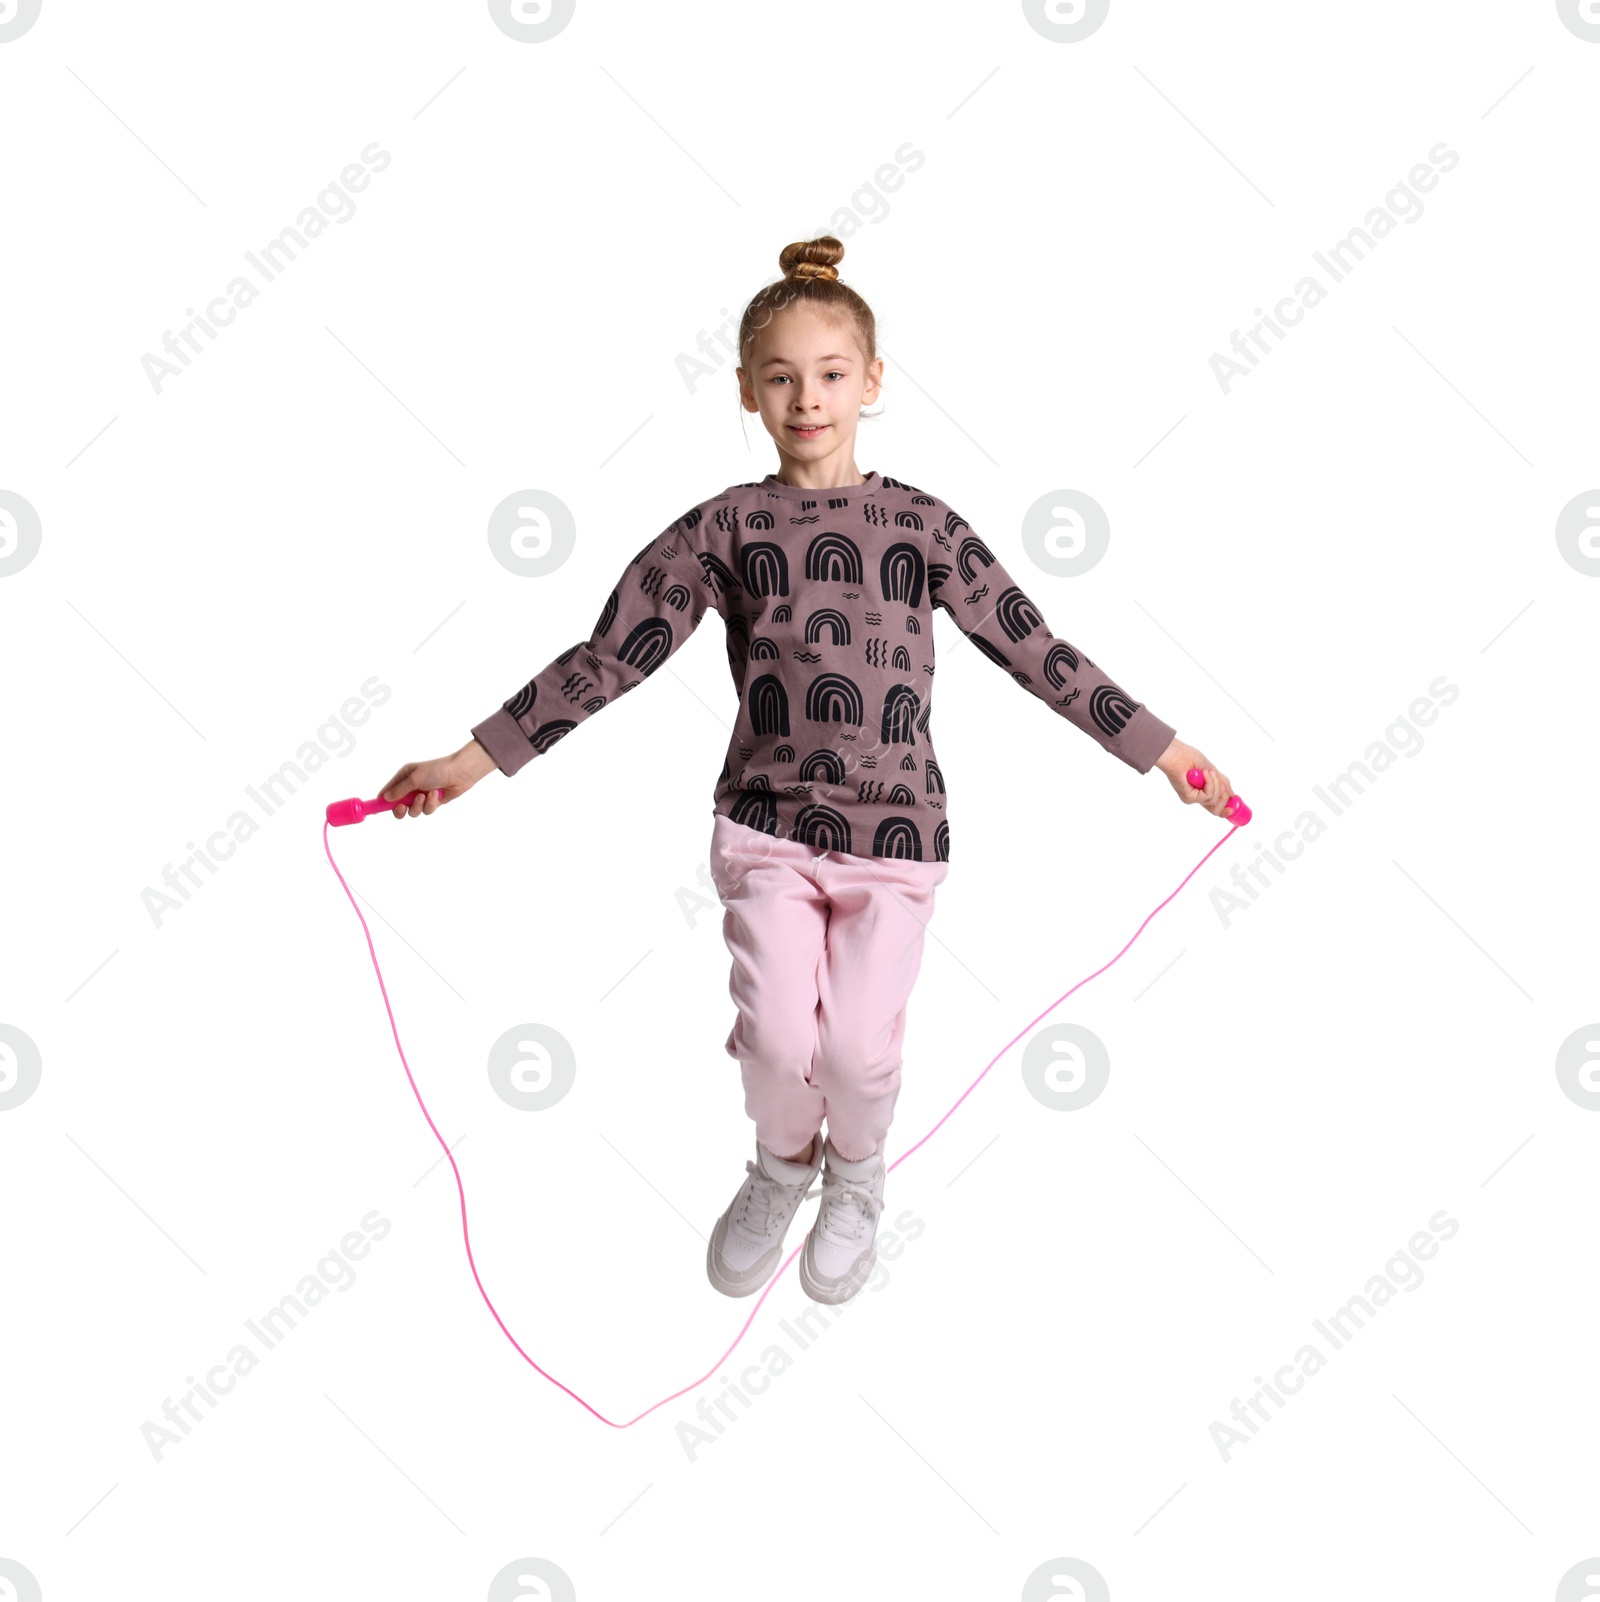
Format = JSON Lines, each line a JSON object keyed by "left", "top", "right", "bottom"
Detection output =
{"left": 760, "top": 1135, "right": 817, "bottom": 1179}
{"left": 825, "top": 1135, "right": 883, "bottom": 1176}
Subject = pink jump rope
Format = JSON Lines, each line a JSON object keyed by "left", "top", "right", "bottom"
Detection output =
{"left": 324, "top": 770, "right": 1250, "bottom": 1428}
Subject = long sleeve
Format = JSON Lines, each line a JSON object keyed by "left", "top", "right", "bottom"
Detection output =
{"left": 471, "top": 507, "right": 718, "bottom": 778}
{"left": 928, "top": 504, "right": 1177, "bottom": 774}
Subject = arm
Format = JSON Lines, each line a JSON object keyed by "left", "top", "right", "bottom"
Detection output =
{"left": 928, "top": 506, "right": 1177, "bottom": 774}
{"left": 379, "top": 504, "right": 722, "bottom": 820}
{"left": 471, "top": 506, "right": 719, "bottom": 778}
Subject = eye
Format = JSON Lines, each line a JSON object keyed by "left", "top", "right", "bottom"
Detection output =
{"left": 826, "top": 370, "right": 846, "bottom": 381}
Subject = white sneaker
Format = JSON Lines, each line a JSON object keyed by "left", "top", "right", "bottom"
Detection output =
{"left": 706, "top": 1134, "right": 824, "bottom": 1297}
{"left": 799, "top": 1134, "right": 886, "bottom": 1305}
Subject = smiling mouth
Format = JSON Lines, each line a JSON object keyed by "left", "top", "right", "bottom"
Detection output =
{"left": 788, "top": 423, "right": 829, "bottom": 436}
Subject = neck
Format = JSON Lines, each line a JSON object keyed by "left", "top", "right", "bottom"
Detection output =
{"left": 771, "top": 439, "right": 867, "bottom": 491}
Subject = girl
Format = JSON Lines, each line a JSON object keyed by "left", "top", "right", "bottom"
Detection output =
{"left": 380, "top": 236, "right": 1236, "bottom": 1308}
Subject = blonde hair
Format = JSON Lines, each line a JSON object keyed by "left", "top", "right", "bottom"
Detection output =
{"left": 737, "top": 235, "right": 878, "bottom": 370}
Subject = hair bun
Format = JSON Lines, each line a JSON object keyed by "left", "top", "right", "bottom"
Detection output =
{"left": 737, "top": 232, "right": 876, "bottom": 371}
{"left": 779, "top": 236, "right": 844, "bottom": 283}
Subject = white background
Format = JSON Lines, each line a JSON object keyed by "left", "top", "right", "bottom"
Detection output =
{"left": 2, "top": 2, "right": 1597, "bottom": 1598}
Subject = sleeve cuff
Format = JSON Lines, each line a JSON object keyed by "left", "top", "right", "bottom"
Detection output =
{"left": 1115, "top": 708, "right": 1177, "bottom": 775}
{"left": 470, "top": 707, "right": 536, "bottom": 778}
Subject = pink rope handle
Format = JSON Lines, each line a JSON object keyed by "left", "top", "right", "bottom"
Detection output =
{"left": 323, "top": 812, "right": 1242, "bottom": 1429}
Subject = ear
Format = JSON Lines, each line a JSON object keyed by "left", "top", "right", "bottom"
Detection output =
{"left": 862, "top": 355, "right": 885, "bottom": 405}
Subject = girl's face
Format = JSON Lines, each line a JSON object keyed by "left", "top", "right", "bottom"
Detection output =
{"left": 737, "top": 303, "right": 883, "bottom": 473}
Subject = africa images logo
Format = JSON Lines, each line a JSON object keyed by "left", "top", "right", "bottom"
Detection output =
{"left": 0, "top": 0, "right": 42, "bottom": 42}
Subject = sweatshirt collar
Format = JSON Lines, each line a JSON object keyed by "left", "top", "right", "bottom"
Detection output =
{"left": 756, "top": 469, "right": 880, "bottom": 502}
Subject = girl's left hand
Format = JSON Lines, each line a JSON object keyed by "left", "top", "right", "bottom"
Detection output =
{"left": 1154, "top": 738, "right": 1236, "bottom": 819}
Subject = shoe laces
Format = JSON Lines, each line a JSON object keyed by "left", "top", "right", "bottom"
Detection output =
{"left": 731, "top": 1158, "right": 817, "bottom": 1238}
{"left": 815, "top": 1167, "right": 882, "bottom": 1246}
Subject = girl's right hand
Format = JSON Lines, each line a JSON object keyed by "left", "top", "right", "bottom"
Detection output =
{"left": 380, "top": 739, "right": 498, "bottom": 819}
{"left": 1154, "top": 738, "right": 1237, "bottom": 820}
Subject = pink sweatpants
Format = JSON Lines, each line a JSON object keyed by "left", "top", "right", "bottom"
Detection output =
{"left": 709, "top": 813, "right": 950, "bottom": 1163}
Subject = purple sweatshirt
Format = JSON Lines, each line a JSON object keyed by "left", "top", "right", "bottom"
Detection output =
{"left": 471, "top": 471, "right": 1177, "bottom": 862}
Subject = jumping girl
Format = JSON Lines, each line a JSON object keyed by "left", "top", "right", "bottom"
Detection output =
{"left": 379, "top": 235, "right": 1236, "bottom": 1308}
